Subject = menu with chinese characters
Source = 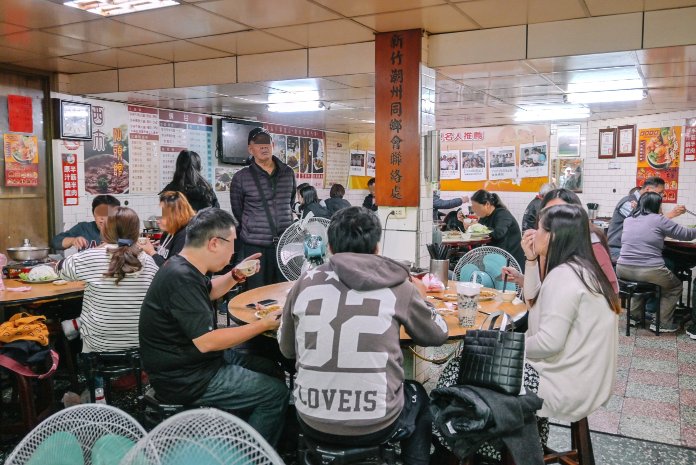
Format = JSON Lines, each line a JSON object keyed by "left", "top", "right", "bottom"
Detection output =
{"left": 128, "top": 105, "right": 160, "bottom": 193}
{"left": 7, "top": 95, "right": 33, "bottom": 133}
{"left": 265, "top": 123, "right": 325, "bottom": 189}
{"left": 158, "top": 109, "right": 213, "bottom": 190}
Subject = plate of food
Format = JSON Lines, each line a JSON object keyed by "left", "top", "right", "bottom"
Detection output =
{"left": 478, "top": 288, "right": 498, "bottom": 301}
{"left": 19, "top": 265, "right": 59, "bottom": 284}
{"left": 645, "top": 128, "right": 678, "bottom": 169}
{"left": 254, "top": 304, "right": 281, "bottom": 319}
{"left": 466, "top": 224, "right": 491, "bottom": 237}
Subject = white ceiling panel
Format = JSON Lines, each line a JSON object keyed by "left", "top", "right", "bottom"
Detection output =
{"left": 354, "top": 5, "right": 479, "bottom": 34}
{"left": 190, "top": 30, "right": 302, "bottom": 55}
{"left": 312, "top": 0, "right": 445, "bottom": 17}
{"left": 583, "top": 0, "right": 644, "bottom": 16}
{"left": 0, "top": 30, "right": 108, "bottom": 56}
{"left": 66, "top": 49, "right": 168, "bottom": 68}
{"left": 197, "top": 0, "right": 340, "bottom": 29}
{"left": 12, "top": 57, "right": 112, "bottom": 73}
{"left": 44, "top": 19, "right": 174, "bottom": 48}
{"left": 264, "top": 20, "right": 374, "bottom": 48}
{"left": 1, "top": 0, "right": 99, "bottom": 29}
{"left": 121, "top": 41, "right": 232, "bottom": 62}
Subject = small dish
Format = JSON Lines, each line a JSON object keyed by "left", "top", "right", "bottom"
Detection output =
{"left": 19, "top": 278, "right": 58, "bottom": 284}
{"left": 53, "top": 280, "right": 68, "bottom": 286}
{"left": 236, "top": 259, "right": 259, "bottom": 277}
{"left": 500, "top": 290, "right": 516, "bottom": 302}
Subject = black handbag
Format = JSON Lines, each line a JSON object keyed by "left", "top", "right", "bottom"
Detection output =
{"left": 457, "top": 324, "right": 525, "bottom": 396}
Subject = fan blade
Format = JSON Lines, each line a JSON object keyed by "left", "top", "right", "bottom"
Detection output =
{"left": 280, "top": 242, "right": 304, "bottom": 265}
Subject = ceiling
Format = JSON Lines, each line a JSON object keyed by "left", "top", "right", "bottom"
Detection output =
{"left": 2, "top": 0, "right": 696, "bottom": 132}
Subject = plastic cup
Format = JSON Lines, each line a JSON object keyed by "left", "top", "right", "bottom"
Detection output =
{"left": 456, "top": 282, "right": 481, "bottom": 327}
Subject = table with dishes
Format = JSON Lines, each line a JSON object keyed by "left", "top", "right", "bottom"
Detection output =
{"left": 440, "top": 231, "right": 492, "bottom": 249}
{"left": 228, "top": 280, "right": 527, "bottom": 342}
{"left": 0, "top": 279, "right": 85, "bottom": 320}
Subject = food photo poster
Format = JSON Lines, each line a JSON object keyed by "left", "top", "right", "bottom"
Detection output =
{"left": 637, "top": 126, "right": 680, "bottom": 203}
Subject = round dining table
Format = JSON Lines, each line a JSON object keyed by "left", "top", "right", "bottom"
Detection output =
{"left": 228, "top": 280, "right": 527, "bottom": 342}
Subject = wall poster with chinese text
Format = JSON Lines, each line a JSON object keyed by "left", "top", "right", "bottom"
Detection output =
{"left": 487, "top": 146, "right": 517, "bottom": 181}
{"left": 439, "top": 150, "right": 460, "bottom": 180}
{"left": 518, "top": 142, "right": 548, "bottom": 178}
{"left": 460, "top": 149, "right": 486, "bottom": 181}
{"left": 350, "top": 150, "right": 366, "bottom": 177}
{"left": 85, "top": 101, "right": 129, "bottom": 194}
{"left": 684, "top": 118, "right": 696, "bottom": 162}
{"left": 61, "top": 152, "right": 79, "bottom": 205}
{"left": 4, "top": 134, "right": 39, "bottom": 187}
{"left": 366, "top": 150, "right": 376, "bottom": 177}
{"left": 637, "top": 126, "right": 681, "bottom": 203}
{"left": 265, "top": 124, "right": 325, "bottom": 188}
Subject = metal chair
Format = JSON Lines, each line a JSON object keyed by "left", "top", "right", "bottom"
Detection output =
{"left": 80, "top": 348, "right": 143, "bottom": 403}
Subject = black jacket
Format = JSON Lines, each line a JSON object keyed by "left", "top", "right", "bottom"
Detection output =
{"left": 160, "top": 181, "right": 219, "bottom": 212}
{"left": 301, "top": 202, "right": 331, "bottom": 219}
{"left": 324, "top": 197, "right": 351, "bottom": 215}
{"left": 430, "top": 385, "right": 544, "bottom": 465}
{"left": 362, "top": 194, "right": 377, "bottom": 211}
{"left": 478, "top": 208, "right": 525, "bottom": 272}
{"left": 230, "top": 157, "right": 296, "bottom": 247}
{"left": 521, "top": 196, "right": 542, "bottom": 231}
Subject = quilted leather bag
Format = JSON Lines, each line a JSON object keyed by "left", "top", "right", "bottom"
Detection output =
{"left": 457, "top": 328, "right": 525, "bottom": 395}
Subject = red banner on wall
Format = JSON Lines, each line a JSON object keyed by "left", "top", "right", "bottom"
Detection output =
{"left": 7, "top": 95, "right": 33, "bottom": 133}
{"left": 375, "top": 29, "right": 421, "bottom": 207}
{"left": 62, "top": 153, "right": 79, "bottom": 206}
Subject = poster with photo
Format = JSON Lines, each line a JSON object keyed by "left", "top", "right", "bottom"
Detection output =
{"left": 4, "top": 134, "right": 39, "bottom": 187}
{"left": 350, "top": 150, "right": 366, "bottom": 176}
{"left": 460, "top": 149, "right": 486, "bottom": 181}
{"left": 637, "top": 127, "right": 680, "bottom": 203}
{"left": 286, "top": 136, "right": 300, "bottom": 173}
{"left": 214, "top": 165, "right": 243, "bottom": 192}
{"left": 312, "top": 138, "right": 324, "bottom": 174}
{"left": 519, "top": 142, "right": 548, "bottom": 178}
{"left": 552, "top": 159, "right": 583, "bottom": 193}
{"left": 440, "top": 150, "right": 460, "bottom": 180}
{"left": 366, "top": 150, "right": 376, "bottom": 177}
{"left": 487, "top": 146, "right": 516, "bottom": 180}
{"left": 85, "top": 101, "right": 129, "bottom": 194}
{"left": 299, "top": 138, "right": 312, "bottom": 175}
{"left": 273, "top": 134, "right": 286, "bottom": 163}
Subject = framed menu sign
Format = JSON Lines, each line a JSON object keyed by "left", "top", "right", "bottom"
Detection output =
{"left": 56, "top": 100, "right": 92, "bottom": 140}
{"left": 617, "top": 124, "right": 636, "bottom": 157}
{"left": 598, "top": 128, "right": 617, "bottom": 159}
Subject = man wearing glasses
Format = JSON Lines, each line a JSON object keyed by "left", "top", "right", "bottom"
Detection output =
{"left": 229, "top": 127, "right": 296, "bottom": 289}
{"left": 607, "top": 176, "right": 685, "bottom": 262}
{"left": 139, "top": 208, "right": 289, "bottom": 446}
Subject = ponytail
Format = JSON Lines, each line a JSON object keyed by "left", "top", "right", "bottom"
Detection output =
{"left": 471, "top": 189, "right": 507, "bottom": 209}
{"left": 104, "top": 242, "right": 143, "bottom": 284}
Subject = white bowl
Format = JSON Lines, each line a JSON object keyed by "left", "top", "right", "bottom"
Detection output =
{"left": 236, "top": 259, "right": 259, "bottom": 276}
{"left": 500, "top": 290, "right": 516, "bottom": 302}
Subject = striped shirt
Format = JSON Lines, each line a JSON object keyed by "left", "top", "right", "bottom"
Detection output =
{"left": 59, "top": 246, "right": 158, "bottom": 352}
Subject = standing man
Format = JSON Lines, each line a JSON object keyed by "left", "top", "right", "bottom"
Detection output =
{"left": 607, "top": 176, "right": 685, "bottom": 262}
{"left": 230, "top": 127, "right": 296, "bottom": 289}
{"left": 363, "top": 177, "right": 378, "bottom": 211}
{"left": 139, "top": 208, "right": 288, "bottom": 446}
{"left": 278, "top": 206, "right": 448, "bottom": 465}
{"left": 52, "top": 194, "right": 120, "bottom": 251}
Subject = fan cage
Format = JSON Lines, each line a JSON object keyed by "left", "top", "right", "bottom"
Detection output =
{"left": 276, "top": 216, "right": 331, "bottom": 281}
{"left": 120, "top": 408, "right": 284, "bottom": 465}
{"left": 453, "top": 246, "right": 522, "bottom": 297}
{"left": 5, "top": 404, "right": 146, "bottom": 465}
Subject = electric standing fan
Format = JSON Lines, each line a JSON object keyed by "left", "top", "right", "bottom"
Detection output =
{"left": 453, "top": 246, "right": 522, "bottom": 295}
{"left": 276, "top": 213, "right": 331, "bottom": 281}
{"left": 119, "top": 408, "right": 284, "bottom": 465}
{"left": 5, "top": 404, "right": 146, "bottom": 465}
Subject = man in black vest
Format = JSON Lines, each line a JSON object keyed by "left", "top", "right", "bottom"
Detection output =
{"left": 230, "top": 128, "right": 296, "bottom": 289}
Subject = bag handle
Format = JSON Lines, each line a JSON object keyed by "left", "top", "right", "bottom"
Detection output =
{"left": 8, "top": 312, "right": 46, "bottom": 325}
{"left": 479, "top": 311, "right": 511, "bottom": 331}
{"left": 0, "top": 350, "right": 59, "bottom": 379}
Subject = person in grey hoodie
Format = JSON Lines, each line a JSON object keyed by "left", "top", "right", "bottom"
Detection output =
{"left": 278, "top": 206, "right": 448, "bottom": 465}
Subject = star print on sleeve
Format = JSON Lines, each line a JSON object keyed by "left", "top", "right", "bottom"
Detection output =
{"left": 304, "top": 268, "right": 321, "bottom": 280}
{"left": 324, "top": 271, "right": 339, "bottom": 282}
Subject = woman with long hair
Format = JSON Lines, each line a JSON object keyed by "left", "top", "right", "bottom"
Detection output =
{"left": 616, "top": 192, "right": 696, "bottom": 332}
{"left": 161, "top": 150, "right": 219, "bottom": 211}
{"left": 58, "top": 207, "right": 158, "bottom": 352}
{"left": 299, "top": 184, "right": 331, "bottom": 219}
{"left": 504, "top": 188, "right": 618, "bottom": 294}
{"left": 470, "top": 189, "right": 525, "bottom": 270}
{"left": 524, "top": 204, "right": 619, "bottom": 421}
{"left": 140, "top": 191, "right": 196, "bottom": 266}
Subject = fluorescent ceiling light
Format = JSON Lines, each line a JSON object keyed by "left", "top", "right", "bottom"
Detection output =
{"left": 267, "top": 102, "right": 325, "bottom": 113}
{"left": 63, "top": 1, "right": 179, "bottom": 17}
{"left": 514, "top": 105, "right": 590, "bottom": 122}
{"left": 565, "top": 89, "right": 646, "bottom": 104}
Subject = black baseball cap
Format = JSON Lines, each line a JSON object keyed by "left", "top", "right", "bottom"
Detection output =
{"left": 248, "top": 127, "right": 272, "bottom": 145}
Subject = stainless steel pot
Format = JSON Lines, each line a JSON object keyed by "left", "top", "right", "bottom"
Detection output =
{"left": 143, "top": 219, "right": 159, "bottom": 229}
{"left": 7, "top": 238, "right": 49, "bottom": 261}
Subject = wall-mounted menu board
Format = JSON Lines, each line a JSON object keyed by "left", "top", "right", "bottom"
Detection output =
{"left": 439, "top": 125, "right": 550, "bottom": 193}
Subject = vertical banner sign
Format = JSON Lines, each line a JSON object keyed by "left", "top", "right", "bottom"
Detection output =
{"left": 684, "top": 118, "right": 696, "bottom": 162}
{"left": 7, "top": 95, "right": 33, "bottom": 133}
{"left": 637, "top": 127, "right": 681, "bottom": 203}
{"left": 375, "top": 29, "right": 421, "bottom": 207}
{"left": 61, "top": 153, "right": 79, "bottom": 206}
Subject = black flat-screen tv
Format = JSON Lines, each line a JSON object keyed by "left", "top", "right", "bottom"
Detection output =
{"left": 218, "top": 119, "right": 260, "bottom": 165}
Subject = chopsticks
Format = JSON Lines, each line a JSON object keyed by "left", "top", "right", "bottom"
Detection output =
{"left": 427, "top": 243, "right": 452, "bottom": 260}
{"left": 502, "top": 258, "right": 511, "bottom": 290}
{"left": 685, "top": 207, "right": 696, "bottom": 217}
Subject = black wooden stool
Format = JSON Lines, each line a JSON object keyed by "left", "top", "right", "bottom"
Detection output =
{"left": 298, "top": 434, "right": 397, "bottom": 465}
{"left": 618, "top": 279, "right": 662, "bottom": 336}
{"left": 80, "top": 348, "right": 143, "bottom": 403}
